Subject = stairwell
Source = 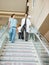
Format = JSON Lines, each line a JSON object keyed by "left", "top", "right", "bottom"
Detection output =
{"left": 0, "top": 39, "right": 40, "bottom": 65}
{"left": 0, "top": 34, "right": 49, "bottom": 65}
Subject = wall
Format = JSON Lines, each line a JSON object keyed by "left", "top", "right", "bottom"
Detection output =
{"left": 39, "top": 14, "right": 49, "bottom": 35}
{"left": 29, "top": 0, "right": 49, "bottom": 30}
{"left": 0, "top": 17, "right": 8, "bottom": 25}
{"left": 44, "top": 31, "right": 49, "bottom": 42}
{"left": 0, "top": 17, "right": 22, "bottom": 26}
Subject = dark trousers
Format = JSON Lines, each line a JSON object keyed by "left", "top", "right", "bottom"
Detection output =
{"left": 18, "top": 32, "right": 22, "bottom": 39}
{"left": 21, "top": 30, "right": 29, "bottom": 41}
{"left": 25, "top": 32, "right": 29, "bottom": 41}
{"left": 21, "top": 31, "right": 24, "bottom": 39}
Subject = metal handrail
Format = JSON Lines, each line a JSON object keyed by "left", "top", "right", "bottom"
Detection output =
{"left": 30, "top": 26, "right": 49, "bottom": 54}
{"left": 0, "top": 26, "right": 8, "bottom": 38}
{"left": 34, "top": 32, "right": 49, "bottom": 55}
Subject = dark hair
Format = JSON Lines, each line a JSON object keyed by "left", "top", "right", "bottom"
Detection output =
{"left": 11, "top": 14, "right": 15, "bottom": 18}
{"left": 19, "top": 24, "right": 21, "bottom": 26}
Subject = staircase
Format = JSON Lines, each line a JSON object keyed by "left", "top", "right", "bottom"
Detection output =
{"left": 0, "top": 39, "right": 40, "bottom": 65}
{"left": 0, "top": 37, "right": 49, "bottom": 65}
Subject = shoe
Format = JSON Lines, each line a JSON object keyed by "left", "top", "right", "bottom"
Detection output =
{"left": 11, "top": 41, "right": 14, "bottom": 43}
{"left": 9, "top": 38, "right": 12, "bottom": 41}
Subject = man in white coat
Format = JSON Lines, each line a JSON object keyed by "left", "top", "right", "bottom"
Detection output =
{"left": 21, "top": 14, "right": 31, "bottom": 41}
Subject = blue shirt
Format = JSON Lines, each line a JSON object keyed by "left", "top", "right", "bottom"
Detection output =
{"left": 9, "top": 17, "right": 17, "bottom": 28}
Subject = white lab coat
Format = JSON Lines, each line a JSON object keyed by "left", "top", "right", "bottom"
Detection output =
{"left": 21, "top": 18, "right": 31, "bottom": 33}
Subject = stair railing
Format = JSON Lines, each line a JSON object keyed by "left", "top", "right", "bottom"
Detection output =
{"left": 30, "top": 26, "right": 49, "bottom": 55}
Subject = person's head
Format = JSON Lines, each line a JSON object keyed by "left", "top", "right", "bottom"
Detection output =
{"left": 19, "top": 24, "right": 21, "bottom": 27}
{"left": 28, "top": 15, "right": 31, "bottom": 19}
{"left": 11, "top": 14, "right": 15, "bottom": 18}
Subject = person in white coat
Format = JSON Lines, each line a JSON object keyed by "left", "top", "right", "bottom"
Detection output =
{"left": 21, "top": 14, "right": 31, "bottom": 41}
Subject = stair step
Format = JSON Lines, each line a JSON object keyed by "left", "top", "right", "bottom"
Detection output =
{"left": 0, "top": 56, "right": 38, "bottom": 62}
{"left": 7, "top": 41, "right": 33, "bottom": 44}
{"left": 1, "top": 52, "right": 36, "bottom": 56}
{"left": 0, "top": 54, "right": 37, "bottom": 58}
{"left": 0, "top": 61, "right": 39, "bottom": 65}
{"left": 5, "top": 42, "right": 33, "bottom": 45}
{"left": 2, "top": 50, "right": 35, "bottom": 53}
{"left": 3, "top": 45, "right": 34, "bottom": 49}
{"left": 3, "top": 47, "right": 35, "bottom": 50}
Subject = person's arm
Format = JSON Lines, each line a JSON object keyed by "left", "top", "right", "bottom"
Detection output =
{"left": 29, "top": 20, "right": 31, "bottom": 28}
{"left": 8, "top": 21, "right": 10, "bottom": 28}
{"left": 21, "top": 18, "right": 24, "bottom": 28}
{"left": 16, "top": 19, "right": 18, "bottom": 28}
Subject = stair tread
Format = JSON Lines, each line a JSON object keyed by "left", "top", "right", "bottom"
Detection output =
{"left": 0, "top": 61, "right": 39, "bottom": 65}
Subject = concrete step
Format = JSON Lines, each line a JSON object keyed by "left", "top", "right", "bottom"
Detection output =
{"left": 1, "top": 52, "right": 37, "bottom": 58}
{"left": 0, "top": 56, "right": 38, "bottom": 62}
{"left": 3, "top": 44, "right": 34, "bottom": 48}
{"left": 0, "top": 40, "right": 40, "bottom": 65}
{"left": 1, "top": 39, "right": 49, "bottom": 65}
{"left": 0, "top": 61, "right": 39, "bottom": 65}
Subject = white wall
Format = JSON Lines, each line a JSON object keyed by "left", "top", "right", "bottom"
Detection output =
{"left": 29, "top": 0, "right": 49, "bottom": 30}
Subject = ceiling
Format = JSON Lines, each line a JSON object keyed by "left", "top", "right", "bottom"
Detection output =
{"left": 0, "top": 0, "right": 26, "bottom": 12}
